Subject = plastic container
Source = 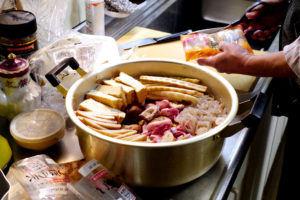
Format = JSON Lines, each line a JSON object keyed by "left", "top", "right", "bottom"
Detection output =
{"left": 9, "top": 109, "right": 65, "bottom": 150}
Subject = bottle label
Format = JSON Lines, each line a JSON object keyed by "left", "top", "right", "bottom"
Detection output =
{"left": 78, "top": 159, "right": 101, "bottom": 177}
{"left": 1, "top": 74, "right": 30, "bottom": 89}
{"left": 85, "top": 0, "right": 105, "bottom": 35}
{"left": 0, "top": 38, "right": 38, "bottom": 59}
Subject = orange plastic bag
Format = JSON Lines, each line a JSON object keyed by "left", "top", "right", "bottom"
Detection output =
{"left": 181, "top": 26, "right": 253, "bottom": 61}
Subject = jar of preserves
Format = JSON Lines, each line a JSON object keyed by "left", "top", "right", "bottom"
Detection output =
{"left": 0, "top": 53, "right": 41, "bottom": 120}
{"left": 0, "top": 10, "right": 38, "bottom": 60}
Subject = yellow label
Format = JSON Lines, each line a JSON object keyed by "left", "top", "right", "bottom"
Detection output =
{"left": 0, "top": 38, "right": 37, "bottom": 47}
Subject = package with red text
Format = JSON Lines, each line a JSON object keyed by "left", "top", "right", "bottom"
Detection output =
{"left": 67, "top": 159, "right": 137, "bottom": 200}
{"left": 181, "top": 26, "right": 253, "bottom": 61}
{"left": 7, "top": 154, "right": 79, "bottom": 200}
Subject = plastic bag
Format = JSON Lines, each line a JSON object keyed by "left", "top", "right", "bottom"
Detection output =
{"left": 29, "top": 31, "right": 121, "bottom": 117}
{"left": 67, "top": 159, "right": 137, "bottom": 200}
{"left": 0, "top": 0, "right": 17, "bottom": 12}
{"left": 6, "top": 154, "right": 79, "bottom": 200}
{"left": 181, "top": 26, "right": 253, "bottom": 61}
{"left": 20, "top": 0, "right": 70, "bottom": 48}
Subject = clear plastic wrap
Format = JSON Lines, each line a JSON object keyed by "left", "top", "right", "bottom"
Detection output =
{"left": 20, "top": 0, "right": 70, "bottom": 48}
{"left": 29, "top": 31, "right": 121, "bottom": 117}
{"left": 67, "top": 159, "right": 137, "bottom": 200}
{"left": 6, "top": 156, "right": 137, "bottom": 200}
{"left": 6, "top": 154, "right": 79, "bottom": 200}
{"left": 0, "top": 0, "right": 21, "bottom": 12}
{"left": 181, "top": 26, "right": 253, "bottom": 61}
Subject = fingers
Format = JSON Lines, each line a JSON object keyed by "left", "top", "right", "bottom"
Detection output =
{"left": 245, "top": 4, "right": 266, "bottom": 19}
{"left": 218, "top": 41, "right": 242, "bottom": 52}
{"left": 218, "top": 41, "right": 231, "bottom": 52}
{"left": 249, "top": 26, "right": 278, "bottom": 40}
{"left": 197, "top": 57, "right": 215, "bottom": 67}
{"left": 246, "top": 10, "right": 261, "bottom": 20}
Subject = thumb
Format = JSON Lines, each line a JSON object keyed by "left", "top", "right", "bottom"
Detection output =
{"left": 197, "top": 56, "right": 215, "bottom": 67}
{"left": 245, "top": 4, "right": 265, "bottom": 19}
{"left": 218, "top": 41, "right": 233, "bottom": 52}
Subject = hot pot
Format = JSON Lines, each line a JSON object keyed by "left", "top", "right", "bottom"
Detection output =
{"left": 46, "top": 58, "right": 239, "bottom": 187}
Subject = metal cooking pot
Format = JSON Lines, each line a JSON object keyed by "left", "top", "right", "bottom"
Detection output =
{"left": 46, "top": 58, "right": 239, "bottom": 187}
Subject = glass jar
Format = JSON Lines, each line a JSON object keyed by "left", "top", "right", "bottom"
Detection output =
{"left": 0, "top": 53, "right": 41, "bottom": 120}
{"left": 0, "top": 10, "right": 38, "bottom": 61}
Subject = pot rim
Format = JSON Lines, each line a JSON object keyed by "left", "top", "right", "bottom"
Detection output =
{"left": 65, "top": 58, "right": 238, "bottom": 148}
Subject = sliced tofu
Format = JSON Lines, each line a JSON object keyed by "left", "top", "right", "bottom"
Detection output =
{"left": 78, "top": 117, "right": 107, "bottom": 130}
{"left": 78, "top": 98, "right": 125, "bottom": 123}
{"left": 92, "top": 129, "right": 136, "bottom": 137}
{"left": 76, "top": 111, "right": 118, "bottom": 124}
{"left": 88, "top": 126, "right": 124, "bottom": 137}
{"left": 139, "top": 75, "right": 207, "bottom": 93}
{"left": 86, "top": 90, "right": 123, "bottom": 110}
{"left": 103, "top": 79, "right": 135, "bottom": 105}
{"left": 121, "top": 134, "right": 147, "bottom": 142}
{"left": 114, "top": 130, "right": 138, "bottom": 139}
{"left": 147, "top": 91, "right": 198, "bottom": 105}
{"left": 116, "top": 72, "right": 147, "bottom": 105}
{"left": 170, "top": 77, "right": 202, "bottom": 84}
{"left": 146, "top": 85, "right": 203, "bottom": 97}
{"left": 79, "top": 116, "right": 121, "bottom": 129}
{"left": 75, "top": 110, "right": 116, "bottom": 121}
{"left": 96, "top": 85, "right": 127, "bottom": 107}
{"left": 130, "top": 135, "right": 147, "bottom": 142}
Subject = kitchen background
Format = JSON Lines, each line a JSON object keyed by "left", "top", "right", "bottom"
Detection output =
{"left": 0, "top": 0, "right": 286, "bottom": 199}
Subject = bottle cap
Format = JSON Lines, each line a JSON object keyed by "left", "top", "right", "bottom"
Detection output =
{"left": 0, "top": 53, "right": 29, "bottom": 78}
{"left": 0, "top": 10, "right": 37, "bottom": 38}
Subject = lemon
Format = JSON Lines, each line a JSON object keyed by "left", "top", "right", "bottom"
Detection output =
{"left": 0, "top": 134, "right": 12, "bottom": 169}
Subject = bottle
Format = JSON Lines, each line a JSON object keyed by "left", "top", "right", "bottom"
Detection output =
{"left": 0, "top": 53, "right": 41, "bottom": 120}
{"left": 0, "top": 10, "right": 38, "bottom": 60}
{"left": 85, "top": 0, "right": 105, "bottom": 35}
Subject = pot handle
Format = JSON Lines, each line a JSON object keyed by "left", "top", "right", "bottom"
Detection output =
{"left": 45, "top": 57, "right": 86, "bottom": 97}
{"left": 219, "top": 91, "right": 268, "bottom": 138}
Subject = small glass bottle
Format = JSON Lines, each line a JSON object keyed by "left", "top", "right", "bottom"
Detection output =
{"left": 0, "top": 53, "right": 41, "bottom": 120}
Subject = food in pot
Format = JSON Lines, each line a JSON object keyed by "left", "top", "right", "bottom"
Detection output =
{"left": 75, "top": 72, "right": 227, "bottom": 143}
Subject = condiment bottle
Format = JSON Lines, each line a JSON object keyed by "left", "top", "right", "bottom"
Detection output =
{"left": 0, "top": 10, "right": 38, "bottom": 60}
{"left": 85, "top": 0, "right": 105, "bottom": 35}
{"left": 0, "top": 53, "right": 41, "bottom": 120}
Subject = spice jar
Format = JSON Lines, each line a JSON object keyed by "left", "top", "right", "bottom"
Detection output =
{"left": 0, "top": 53, "right": 41, "bottom": 120}
{"left": 0, "top": 10, "right": 38, "bottom": 60}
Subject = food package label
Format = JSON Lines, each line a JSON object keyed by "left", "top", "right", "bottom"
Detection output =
{"left": 69, "top": 159, "right": 136, "bottom": 200}
{"left": 181, "top": 26, "right": 253, "bottom": 61}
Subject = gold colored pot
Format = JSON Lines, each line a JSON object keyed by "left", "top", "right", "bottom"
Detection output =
{"left": 65, "top": 59, "right": 238, "bottom": 187}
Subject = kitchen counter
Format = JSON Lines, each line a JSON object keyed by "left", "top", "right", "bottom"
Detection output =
{"left": 1, "top": 1, "right": 276, "bottom": 199}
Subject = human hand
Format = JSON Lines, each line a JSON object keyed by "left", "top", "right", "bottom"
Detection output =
{"left": 197, "top": 42, "right": 252, "bottom": 74}
{"left": 242, "top": 0, "right": 287, "bottom": 40}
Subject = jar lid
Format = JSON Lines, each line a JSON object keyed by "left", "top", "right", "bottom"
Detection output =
{"left": 0, "top": 10, "right": 37, "bottom": 38}
{"left": 0, "top": 53, "right": 29, "bottom": 78}
{"left": 10, "top": 109, "right": 65, "bottom": 150}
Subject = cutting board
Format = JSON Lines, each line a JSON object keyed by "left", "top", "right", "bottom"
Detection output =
{"left": 117, "top": 27, "right": 265, "bottom": 92}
